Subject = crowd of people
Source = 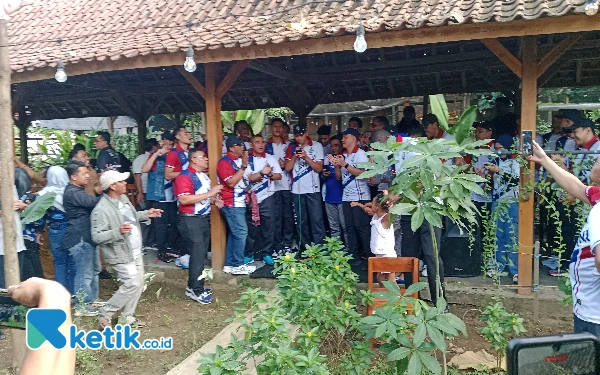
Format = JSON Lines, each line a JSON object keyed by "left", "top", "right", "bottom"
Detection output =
{"left": 1, "top": 101, "right": 599, "bottom": 339}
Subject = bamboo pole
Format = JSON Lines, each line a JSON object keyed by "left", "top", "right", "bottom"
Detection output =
{"left": 0, "top": 17, "right": 26, "bottom": 369}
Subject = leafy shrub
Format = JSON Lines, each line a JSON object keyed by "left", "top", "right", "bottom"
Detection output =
{"left": 479, "top": 301, "right": 526, "bottom": 370}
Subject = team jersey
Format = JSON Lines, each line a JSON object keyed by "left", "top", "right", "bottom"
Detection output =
{"left": 570, "top": 192, "right": 600, "bottom": 325}
{"left": 165, "top": 144, "right": 189, "bottom": 173}
{"left": 285, "top": 140, "right": 324, "bottom": 195}
{"left": 150, "top": 152, "right": 176, "bottom": 202}
{"left": 571, "top": 137, "right": 600, "bottom": 184}
{"left": 245, "top": 153, "right": 282, "bottom": 203}
{"left": 217, "top": 152, "right": 248, "bottom": 208}
{"left": 471, "top": 141, "right": 495, "bottom": 203}
{"left": 341, "top": 146, "right": 371, "bottom": 202}
{"left": 393, "top": 134, "right": 418, "bottom": 174}
{"left": 266, "top": 139, "right": 291, "bottom": 192}
{"left": 492, "top": 158, "right": 520, "bottom": 202}
{"left": 173, "top": 167, "right": 212, "bottom": 216}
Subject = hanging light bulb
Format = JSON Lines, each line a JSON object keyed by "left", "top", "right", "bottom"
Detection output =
{"left": 354, "top": 24, "right": 367, "bottom": 53}
{"left": 585, "top": 0, "right": 599, "bottom": 15}
{"left": 55, "top": 60, "right": 67, "bottom": 82}
{"left": 183, "top": 46, "right": 197, "bottom": 73}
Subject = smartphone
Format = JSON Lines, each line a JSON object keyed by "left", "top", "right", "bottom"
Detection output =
{"left": 295, "top": 148, "right": 303, "bottom": 155}
{"left": 507, "top": 333, "right": 600, "bottom": 375}
{"left": 0, "top": 290, "right": 27, "bottom": 330}
{"left": 522, "top": 130, "right": 533, "bottom": 157}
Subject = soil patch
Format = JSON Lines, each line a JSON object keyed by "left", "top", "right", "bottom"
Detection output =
{"left": 0, "top": 277, "right": 244, "bottom": 375}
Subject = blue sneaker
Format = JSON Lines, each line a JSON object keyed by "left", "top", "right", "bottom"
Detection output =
{"left": 263, "top": 255, "right": 274, "bottom": 266}
{"left": 186, "top": 287, "right": 211, "bottom": 296}
{"left": 243, "top": 256, "right": 255, "bottom": 265}
{"left": 185, "top": 289, "right": 212, "bottom": 305}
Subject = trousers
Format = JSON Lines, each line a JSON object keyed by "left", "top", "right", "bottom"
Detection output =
{"left": 221, "top": 206, "right": 248, "bottom": 267}
{"left": 272, "top": 191, "right": 294, "bottom": 250}
{"left": 99, "top": 256, "right": 145, "bottom": 320}
{"left": 178, "top": 215, "right": 210, "bottom": 293}
{"left": 245, "top": 196, "right": 275, "bottom": 259}
{"left": 149, "top": 201, "right": 179, "bottom": 254}
{"left": 400, "top": 215, "right": 446, "bottom": 306}
{"left": 292, "top": 193, "right": 325, "bottom": 251}
{"left": 342, "top": 201, "right": 372, "bottom": 259}
{"left": 68, "top": 240, "right": 100, "bottom": 304}
{"left": 324, "top": 202, "right": 347, "bottom": 242}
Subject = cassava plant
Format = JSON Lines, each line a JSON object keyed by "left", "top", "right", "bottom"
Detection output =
{"left": 359, "top": 136, "right": 495, "bottom": 374}
{"left": 479, "top": 301, "right": 526, "bottom": 370}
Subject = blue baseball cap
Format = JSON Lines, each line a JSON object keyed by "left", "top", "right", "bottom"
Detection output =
{"left": 342, "top": 128, "right": 361, "bottom": 140}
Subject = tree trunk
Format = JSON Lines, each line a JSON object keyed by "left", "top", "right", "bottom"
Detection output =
{"left": 0, "top": 18, "right": 26, "bottom": 370}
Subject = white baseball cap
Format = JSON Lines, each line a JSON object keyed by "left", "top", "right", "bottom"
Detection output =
{"left": 100, "top": 170, "right": 130, "bottom": 190}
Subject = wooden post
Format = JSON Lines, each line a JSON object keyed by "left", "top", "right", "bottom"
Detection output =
{"left": 107, "top": 116, "right": 115, "bottom": 135}
{"left": 0, "top": 18, "right": 26, "bottom": 369}
{"left": 517, "top": 36, "right": 537, "bottom": 296}
{"left": 204, "top": 63, "right": 226, "bottom": 270}
{"left": 136, "top": 116, "right": 147, "bottom": 155}
{"left": 422, "top": 95, "right": 430, "bottom": 114}
{"left": 532, "top": 241, "right": 540, "bottom": 320}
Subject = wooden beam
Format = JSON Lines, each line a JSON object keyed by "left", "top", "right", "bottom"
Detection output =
{"left": 518, "top": 36, "right": 537, "bottom": 296}
{"left": 204, "top": 62, "right": 226, "bottom": 271}
{"left": 250, "top": 60, "right": 298, "bottom": 81}
{"left": 481, "top": 39, "right": 523, "bottom": 78}
{"left": 11, "top": 14, "right": 600, "bottom": 83}
{"left": 176, "top": 67, "right": 206, "bottom": 99}
{"left": 536, "top": 33, "right": 584, "bottom": 78}
{"left": 216, "top": 60, "right": 251, "bottom": 99}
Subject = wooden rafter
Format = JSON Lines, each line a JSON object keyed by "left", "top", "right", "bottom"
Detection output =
{"left": 12, "top": 14, "right": 600, "bottom": 84}
{"left": 536, "top": 33, "right": 584, "bottom": 78}
{"left": 249, "top": 60, "right": 298, "bottom": 81}
{"left": 216, "top": 60, "right": 251, "bottom": 99}
{"left": 176, "top": 67, "right": 206, "bottom": 99}
{"left": 481, "top": 39, "right": 523, "bottom": 78}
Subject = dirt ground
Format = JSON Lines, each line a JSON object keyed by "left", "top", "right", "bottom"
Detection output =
{"left": 0, "top": 275, "right": 574, "bottom": 375}
{"left": 0, "top": 276, "right": 245, "bottom": 375}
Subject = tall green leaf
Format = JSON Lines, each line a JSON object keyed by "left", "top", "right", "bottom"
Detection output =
{"left": 429, "top": 94, "right": 449, "bottom": 131}
{"left": 251, "top": 110, "right": 266, "bottom": 135}
{"left": 20, "top": 192, "right": 56, "bottom": 224}
{"left": 449, "top": 106, "right": 478, "bottom": 144}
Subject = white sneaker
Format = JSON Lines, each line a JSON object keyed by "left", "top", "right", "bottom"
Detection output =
{"left": 421, "top": 265, "right": 428, "bottom": 277}
{"left": 229, "top": 266, "right": 252, "bottom": 275}
{"left": 239, "top": 264, "right": 256, "bottom": 272}
{"left": 512, "top": 274, "right": 518, "bottom": 284}
{"left": 223, "top": 266, "right": 233, "bottom": 274}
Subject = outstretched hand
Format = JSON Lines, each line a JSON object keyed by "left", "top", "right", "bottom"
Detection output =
{"left": 526, "top": 140, "right": 547, "bottom": 164}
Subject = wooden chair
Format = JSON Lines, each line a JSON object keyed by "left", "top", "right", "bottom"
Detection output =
{"left": 126, "top": 184, "right": 137, "bottom": 206}
{"left": 367, "top": 257, "right": 419, "bottom": 316}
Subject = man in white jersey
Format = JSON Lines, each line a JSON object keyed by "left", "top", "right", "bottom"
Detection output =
{"left": 266, "top": 118, "right": 295, "bottom": 255}
{"left": 330, "top": 128, "right": 371, "bottom": 262}
{"left": 285, "top": 124, "right": 325, "bottom": 250}
{"left": 529, "top": 140, "right": 600, "bottom": 338}
{"left": 244, "top": 134, "right": 283, "bottom": 265}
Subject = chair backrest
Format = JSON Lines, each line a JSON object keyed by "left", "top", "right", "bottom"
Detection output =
{"left": 367, "top": 257, "right": 419, "bottom": 293}
{"left": 125, "top": 184, "right": 137, "bottom": 206}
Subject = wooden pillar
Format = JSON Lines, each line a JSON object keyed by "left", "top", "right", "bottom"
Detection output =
{"left": 107, "top": 116, "right": 115, "bottom": 135}
{"left": 136, "top": 116, "right": 147, "bottom": 155}
{"left": 422, "top": 95, "right": 430, "bottom": 114}
{"left": 205, "top": 63, "right": 226, "bottom": 270}
{"left": 518, "top": 36, "right": 537, "bottom": 295}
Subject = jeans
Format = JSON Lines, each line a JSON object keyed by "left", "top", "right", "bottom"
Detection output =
{"left": 245, "top": 196, "right": 275, "bottom": 259}
{"left": 69, "top": 240, "right": 100, "bottom": 304}
{"left": 400, "top": 216, "right": 446, "bottom": 305}
{"left": 292, "top": 193, "right": 325, "bottom": 251}
{"left": 49, "top": 226, "right": 75, "bottom": 294}
{"left": 272, "top": 191, "right": 294, "bottom": 250}
{"left": 150, "top": 201, "right": 179, "bottom": 254}
{"left": 325, "top": 202, "right": 346, "bottom": 242}
{"left": 100, "top": 256, "right": 144, "bottom": 320}
{"left": 342, "top": 201, "right": 372, "bottom": 259}
{"left": 493, "top": 200, "right": 519, "bottom": 275}
{"left": 221, "top": 206, "right": 248, "bottom": 268}
{"left": 178, "top": 215, "right": 210, "bottom": 293}
{"left": 574, "top": 314, "right": 600, "bottom": 339}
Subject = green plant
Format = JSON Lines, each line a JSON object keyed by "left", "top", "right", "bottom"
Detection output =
{"left": 163, "top": 315, "right": 173, "bottom": 327}
{"left": 20, "top": 192, "right": 56, "bottom": 224}
{"left": 430, "top": 94, "right": 450, "bottom": 130}
{"left": 479, "top": 301, "right": 526, "bottom": 370}
{"left": 448, "top": 106, "right": 478, "bottom": 144}
{"left": 75, "top": 348, "right": 101, "bottom": 375}
{"left": 112, "top": 133, "right": 139, "bottom": 161}
{"left": 362, "top": 281, "right": 467, "bottom": 375}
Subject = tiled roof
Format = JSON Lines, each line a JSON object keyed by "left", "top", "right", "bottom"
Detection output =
{"left": 6, "top": 0, "right": 588, "bottom": 73}
{"left": 33, "top": 116, "right": 137, "bottom": 131}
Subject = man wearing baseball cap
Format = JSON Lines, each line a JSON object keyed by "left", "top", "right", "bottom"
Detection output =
{"left": 217, "top": 136, "right": 256, "bottom": 275}
{"left": 285, "top": 124, "right": 325, "bottom": 249}
{"left": 553, "top": 109, "right": 581, "bottom": 152}
{"left": 92, "top": 170, "right": 163, "bottom": 328}
{"left": 141, "top": 131, "right": 178, "bottom": 263}
{"left": 330, "top": 128, "right": 371, "bottom": 262}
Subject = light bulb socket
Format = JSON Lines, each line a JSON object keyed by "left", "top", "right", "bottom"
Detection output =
{"left": 57, "top": 60, "right": 65, "bottom": 69}
{"left": 356, "top": 24, "right": 365, "bottom": 37}
{"left": 186, "top": 45, "right": 194, "bottom": 58}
